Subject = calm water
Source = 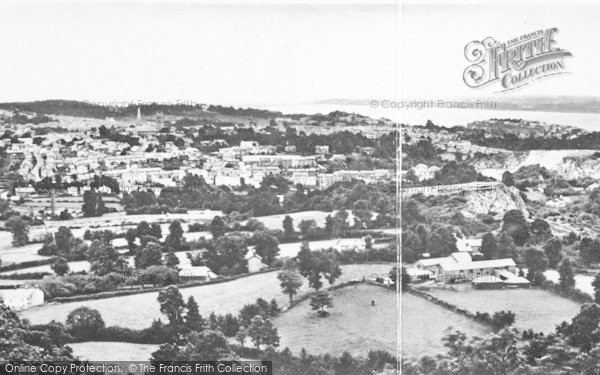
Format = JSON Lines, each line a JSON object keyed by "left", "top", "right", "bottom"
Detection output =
{"left": 260, "top": 103, "right": 600, "bottom": 131}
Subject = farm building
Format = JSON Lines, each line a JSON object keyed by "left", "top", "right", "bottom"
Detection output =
{"left": 0, "top": 287, "right": 44, "bottom": 311}
{"left": 178, "top": 266, "right": 218, "bottom": 280}
{"left": 336, "top": 238, "right": 366, "bottom": 252}
{"left": 245, "top": 249, "right": 266, "bottom": 273}
{"left": 415, "top": 252, "right": 517, "bottom": 283}
{"left": 455, "top": 236, "right": 482, "bottom": 253}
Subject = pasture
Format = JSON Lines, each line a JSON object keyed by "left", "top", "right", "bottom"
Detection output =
{"left": 20, "top": 263, "right": 394, "bottom": 329}
{"left": 274, "top": 283, "right": 397, "bottom": 357}
{"left": 69, "top": 341, "right": 158, "bottom": 361}
{"left": 402, "top": 292, "right": 491, "bottom": 359}
{"left": 422, "top": 286, "right": 581, "bottom": 333}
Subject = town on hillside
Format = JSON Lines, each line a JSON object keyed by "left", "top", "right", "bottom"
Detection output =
{"left": 0, "top": 102, "right": 399, "bottom": 374}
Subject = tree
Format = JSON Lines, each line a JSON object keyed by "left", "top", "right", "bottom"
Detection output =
{"left": 283, "top": 215, "right": 296, "bottom": 241}
{"left": 87, "top": 240, "right": 125, "bottom": 276}
{"left": 209, "top": 216, "right": 226, "bottom": 239}
{"left": 204, "top": 233, "right": 248, "bottom": 275}
{"left": 55, "top": 226, "right": 74, "bottom": 254}
{"left": 165, "top": 251, "right": 180, "bottom": 268}
{"left": 245, "top": 315, "right": 280, "bottom": 349}
{"left": 65, "top": 307, "right": 105, "bottom": 340}
{"left": 502, "top": 210, "right": 530, "bottom": 246}
{"left": 544, "top": 238, "right": 563, "bottom": 268}
{"left": 497, "top": 231, "right": 517, "bottom": 259}
{"left": 185, "top": 296, "right": 204, "bottom": 332}
{"left": 135, "top": 243, "right": 163, "bottom": 269}
{"left": 530, "top": 218, "right": 552, "bottom": 244}
{"left": 125, "top": 228, "right": 137, "bottom": 252}
{"left": 593, "top": 275, "right": 600, "bottom": 303}
{"left": 299, "top": 219, "right": 317, "bottom": 238}
{"left": 364, "top": 235, "right": 373, "bottom": 251}
{"left": 557, "top": 303, "right": 600, "bottom": 351}
{"left": 219, "top": 313, "right": 239, "bottom": 337}
{"left": 524, "top": 247, "right": 548, "bottom": 284}
{"left": 136, "top": 221, "right": 151, "bottom": 237}
{"left": 140, "top": 266, "right": 178, "bottom": 287}
{"left": 51, "top": 257, "right": 69, "bottom": 276}
{"left": 297, "top": 245, "right": 342, "bottom": 291}
{"left": 324, "top": 215, "right": 335, "bottom": 237}
{"left": 157, "top": 286, "right": 185, "bottom": 326}
{"left": 502, "top": 171, "right": 515, "bottom": 187}
{"left": 151, "top": 330, "right": 232, "bottom": 361}
{"left": 277, "top": 269, "right": 303, "bottom": 305}
{"left": 253, "top": 231, "right": 280, "bottom": 265}
{"left": 579, "top": 237, "right": 600, "bottom": 265}
{"left": 480, "top": 233, "right": 498, "bottom": 260}
{"left": 82, "top": 190, "right": 105, "bottom": 217}
{"left": 165, "top": 220, "right": 184, "bottom": 250}
{"left": 559, "top": 258, "right": 575, "bottom": 290}
{"left": 0, "top": 303, "right": 77, "bottom": 361}
{"left": 150, "top": 223, "right": 162, "bottom": 239}
{"left": 8, "top": 216, "right": 29, "bottom": 247}
{"left": 333, "top": 210, "right": 350, "bottom": 236}
{"left": 491, "top": 310, "right": 515, "bottom": 329}
{"left": 310, "top": 291, "right": 333, "bottom": 317}
{"left": 428, "top": 226, "right": 457, "bottom": 257}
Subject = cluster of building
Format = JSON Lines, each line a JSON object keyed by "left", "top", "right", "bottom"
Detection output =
{"left": 0, "top": 109, "right": 394, "bottom": 217}
{"left": 406, "top": 235, "right": 530, "bottom": 288}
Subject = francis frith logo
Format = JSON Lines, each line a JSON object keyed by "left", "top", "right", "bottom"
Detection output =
{"left": 463, "top": 28, "right": 572, "bottom": 92}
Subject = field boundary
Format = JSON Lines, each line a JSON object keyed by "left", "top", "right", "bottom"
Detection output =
{"left": 407, "top": 288, "right": 496, "bottom": 329}
{"left": 281, "top": 279, "right": 395, "bottom": 313}
{"left": 48, "top": 267, "right": 282, "bottom": 303}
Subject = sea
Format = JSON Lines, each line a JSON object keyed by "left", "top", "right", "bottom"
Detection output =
{"left": 257, "top": 103, "right": 600, "bottom": 132}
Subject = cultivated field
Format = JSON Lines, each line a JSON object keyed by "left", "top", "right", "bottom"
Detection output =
{"left": 274, "top": 283, "right": 396, "bottom": 357}
{"left": 69, "top": 341, "right": 158, "bottom": 361}
{"left": 402, "top": 292, "right": 491, "bottom": 359}
{"left": 20, "top": 263, "right": 394, "bottom": 329}
{"left": 422, "top": 286, "right": 581, "bottom": 332}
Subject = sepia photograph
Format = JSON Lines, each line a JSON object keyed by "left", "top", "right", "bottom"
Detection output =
{"left": 9, "top": 0, "right": 600, "bottom": 374}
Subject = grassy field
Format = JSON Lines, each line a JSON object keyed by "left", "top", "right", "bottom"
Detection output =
{"left": 422, "top": 286, "right": 581, "bottom": 332}
{"left": 20, "top": 263, "right": 394, "bottom": 329}
{"left": 254, "top": 210, "right": 355, "bottom": 231}
{"left": 0, "top": 240, "right": 49, "bottom": 265}
{"left": 69, "top": 341, "right": 158, "bottom": 361}
{"left": 402, "top": 292, "right": 491, "bottom": 359}
{"left": 274, "top": 283, "right": 396, "bottom": 357}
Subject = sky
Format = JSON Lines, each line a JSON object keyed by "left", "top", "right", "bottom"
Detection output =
{"left": 2, "top": 1, "right": 598, "bottom": 107}
{"left": 401, "top": 0, "right": 600, "bottom": 99}
{"left": 0, "top": 0, "right": 399, "bottom": 106}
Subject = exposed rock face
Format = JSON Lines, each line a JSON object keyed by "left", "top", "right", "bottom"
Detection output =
{"left": 464, "top": 185, "right": 527, "bottom": 217}
{"left": 555, "top": 156, "right": 600, "bottom": 180}
{"left": 475, "top": 149, "right": 598, "bottom": 180}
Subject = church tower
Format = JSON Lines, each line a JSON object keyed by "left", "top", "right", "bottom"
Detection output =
{"left": 136, "top": 106, "right": 141, "bottom": 125}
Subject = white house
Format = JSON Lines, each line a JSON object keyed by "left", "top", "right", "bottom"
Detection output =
{"left": 0, "top": 287, "right": 44, "bottom": 311}
{"left": 245, "top": 249, "right": 265, "bottom": 273}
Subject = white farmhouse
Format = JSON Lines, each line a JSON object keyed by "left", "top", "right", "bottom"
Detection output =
{"left": 245, "top": 249, "right": 265, "bottom": 274}
{"left": 0, "top": 287, "right": 44, "bottom": 311}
